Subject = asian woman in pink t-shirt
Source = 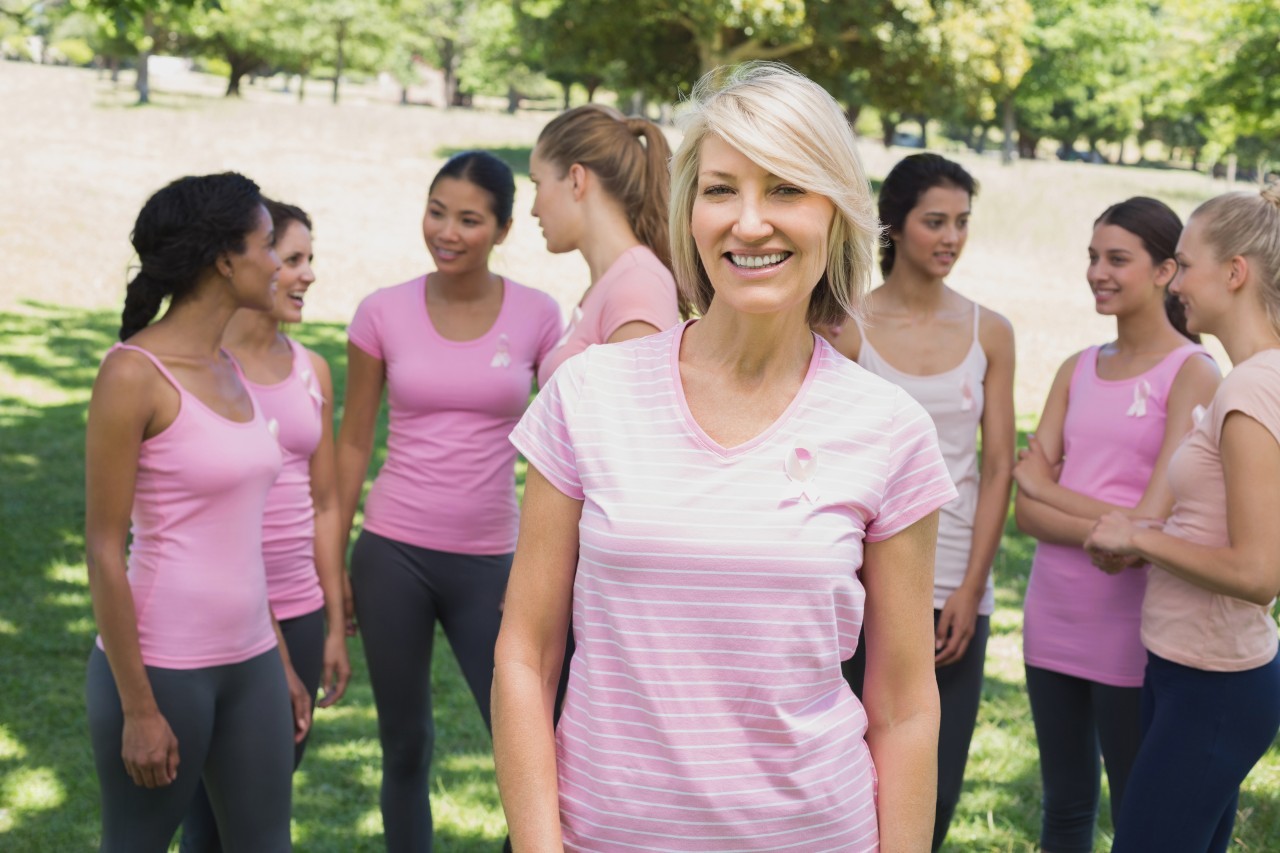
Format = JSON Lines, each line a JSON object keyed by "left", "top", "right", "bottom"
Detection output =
{"left": 1014, "top": 197, "right": 1219, "bottom": 852}
{"left": 180, "top": 199, "right": 351, "bottom": 851}
{"left": 1085, "top": 188, "right": 1280, "bottom": 853}
{"left": 530, "top": 104, "right": 684, "bottom": 386}
{"left": 335, "top": 151, "right": 561, "bottom": 851}
{"left": 495, "top": 64, "right": 956, "bottom": 853}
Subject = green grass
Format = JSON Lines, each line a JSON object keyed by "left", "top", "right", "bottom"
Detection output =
{"left": 2, "top": 301, "right": 1278, "bottom": 850}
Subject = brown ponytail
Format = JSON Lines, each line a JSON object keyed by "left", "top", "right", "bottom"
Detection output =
{"left": 537, "top": 106, "right": 689, "bottom": 316}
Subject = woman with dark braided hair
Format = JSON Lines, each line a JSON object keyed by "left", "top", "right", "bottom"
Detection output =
{"left": 84, "top": 172, "right": 309, "bottom": 851}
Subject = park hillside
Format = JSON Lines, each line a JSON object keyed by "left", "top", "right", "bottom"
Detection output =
{"left": 2, "top": 0, "right": 1278, "bottom": 179}
{"left": 2, "top": 24, "right": 1279, "bottom": 853}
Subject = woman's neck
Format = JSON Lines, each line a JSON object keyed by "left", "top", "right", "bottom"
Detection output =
{"left": 684, "top": 301, "right": 813, "bottom": 383}
{"left": 222, "top": 307, "right": 285, "bottom": 355}
{"left": 879, "top": 265, "right": 947, "bottom": 313}
{"left": 578, "top": 196, "right": 642, "bottom": 284}
{"left": 1212, "top": 302, "right": 1280, "bottom": 365}
{"left": 151, "top": 278, "right": 241, "bottom": 357}
{"left": 1112, "top": 302, "right": 1183, "bottom": 355}
{"left": 429, "top": 267, "right": 501, "bottom": 303}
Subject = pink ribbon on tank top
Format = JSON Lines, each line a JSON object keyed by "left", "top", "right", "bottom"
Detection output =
{"left": 783, "top": 446, "right": 821, "bottom": 504}
{"left": 1126, "top": 380, "right": 1153, "bottom": 418}
{"left": 960, "top": 374, "right": 975, "bottom": 412}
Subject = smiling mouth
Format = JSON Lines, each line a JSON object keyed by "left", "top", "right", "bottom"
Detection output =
{"left": 727, "top": 251, "right": 790, "bottom": 269}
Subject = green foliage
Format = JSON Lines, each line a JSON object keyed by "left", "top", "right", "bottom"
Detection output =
{"left": 50, "top": 36, "right": 93, "bottom": 64}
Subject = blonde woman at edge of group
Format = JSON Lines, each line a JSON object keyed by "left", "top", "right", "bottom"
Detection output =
{"left": 820, "top": 152, "right": 1016, "bottom": 852}
{"left": 1085, "top": 187, "right": 1280, "bottom": 853}
{"left": 494, "top": 63, "right": 955, "bottom": 852}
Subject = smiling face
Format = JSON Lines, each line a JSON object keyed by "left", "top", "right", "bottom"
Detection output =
{"left": 226, "top": 204, "right": 280, "bottom": 311}
{"left": 890, "top": 184, "right": 970, "bottom": 280}
{"left": 1171, "top": 215, "right": 1232, "bottom": 336}
{"left": 689, "top": 134, "right": 835, "bottom": 320}
{"left": 266, "top": 220, "right": 314, "bottom": 323}
{"left": 1087, "top": 223, "right": 1172, "bottom": 318}
{"left": 422, "top": 176, "right": 509, "bottom": 275}
{"left": 528, "top": 147, "right": 582, "bottom": 255}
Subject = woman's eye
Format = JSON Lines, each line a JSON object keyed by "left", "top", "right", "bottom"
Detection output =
{"left": 775, "top": 185, "right": 804, "bottom": 196}
{"left": 701, "top": 184, "right": 732, "bottom": 196}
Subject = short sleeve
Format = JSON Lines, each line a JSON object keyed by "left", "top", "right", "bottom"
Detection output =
{"left": 511, "top": 352, "right": 585, "bottom": 500}
{"left": 347, "top": 291, "right": 384, "bottom": 360}
{"left": 1211, "top": 361, "right": 1280, "bottom": 448}
{"left": 598, "top": 262, "right": 678, "bottom": 342}
{"left": 865, "top": 388, "right": 958, "bottom": 542}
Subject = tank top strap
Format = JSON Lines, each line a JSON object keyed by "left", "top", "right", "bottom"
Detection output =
{"left": 850, "top": 314, "right": 885, "bottom": 366}
{"left": 108, "top": 342, "right": 186, "bottom": 396}
{"left": 971, "top": 301, "right": 981, "bottom": 341}
{"left": 1160, "top": 342, "right": 1211, "bottom": 377}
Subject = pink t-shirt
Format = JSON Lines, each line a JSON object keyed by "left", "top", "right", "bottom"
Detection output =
{"left": 1143, "top": 349, "right": 1280, "bottom": 672}
{"left": 96, "top": 344, "right": 282, "bottom": 669}
{"left": 348, "top": 276, "right": 562, "bottom": 554}
{"left": 510, "top": 322, "right": 957, "bottom": 851}
{"left": 244, "top": 338, "right": 327, "bottom": 621}
{"left": 536, "top": 244, "right": 679, "bottom": 386}
{"left": 1023, "top": 344, "right": 1207, "bottom": 686}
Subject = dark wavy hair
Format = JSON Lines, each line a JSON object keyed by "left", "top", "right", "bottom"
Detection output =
{"left": 1095, "top": 196, "right": 1196, "bottom": 341}
{"left": 263, "top": 197, "right": 312, "bottom": 236}
{"left": 119, "top": 172, "right": 264, "bottom": 341}
{"left": 878, "top": 153, "right": 978, "bottom": 277}
{"left": 430, "top": 150, "right": 516, "bottom": 226}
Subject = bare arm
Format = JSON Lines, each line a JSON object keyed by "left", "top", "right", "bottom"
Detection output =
{"left": 85, "top": 351, "right": 180, "bottom": 789}
{"left": 1087, "top": 412, "right": 1280, "bottom": 606}
{"left": 861, "top": 511, "right": 943, "bottom": 851}
{"left": 492, "top": 466, "right": 581, "bottom": 852}
{"left": 334, "top": 343, "right": 385, "bottom": 632}
{"left": 605, "top": 321, "right": 660, "bottom": 344}
{"left": 307, "top": 350, "right": 351, "bottom": 706}
{"left": 936, "top": 311, "right": 1014, "bottom": 666}
{"left": 1014, "top": 354, "right": 1084, "bottom": 543}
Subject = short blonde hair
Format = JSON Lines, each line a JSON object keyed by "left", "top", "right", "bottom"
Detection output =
{"left": 669, "top": 63, "right": 878, "bottom": 326}
{"left": 1193, "top": 184, "right": 1280, "bottom": 336}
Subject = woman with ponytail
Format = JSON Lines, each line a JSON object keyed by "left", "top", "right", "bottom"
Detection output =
{"left": 180, "top": 199, "right": 351, "bottom": 851}
{"left": 530, "top": 104, "right": 682, "bottom": 385}
{"left": 84, "top": 173, "right": 309, "bottom": 851}
{"left": 1085, "top": 187, "right": 1280, "bottom": 852}
{"left": 1015, "top": 197, "right": 1220, "bottom": 852}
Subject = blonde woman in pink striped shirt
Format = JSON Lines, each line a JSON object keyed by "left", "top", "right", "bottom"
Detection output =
{"left": 494, "top": 63, "right": 956, "bottom": 852}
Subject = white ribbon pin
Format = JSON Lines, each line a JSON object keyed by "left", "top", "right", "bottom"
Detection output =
{"left": 783, "top": 446, "right": 821, "bottom": 503}
{"left": 1126, "top": 379, "right": 1152, "bottom": 418}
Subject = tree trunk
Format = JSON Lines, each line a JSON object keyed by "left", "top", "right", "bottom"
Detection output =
{"left": 440, "top": 38, "right": 456, "bottom": 109}
{"left": 917, "top": 116, "right": 928, "bottom": 149}
{"left": 332, "top": 19, "right": 347, "bottom": 105}
{"left": 1001, "top": 96, "right": 1015, "bottom": 165}
{"left": 630, "top": 91, "right": 646, "bottom": 117}
{"left": 844, "top": 103, "right": 862, "bottom": 130}
{"left": 507, "top": 84, "right": 520, "bottom": 114}
{"left": 110, "top": 56, "right": 120, "bottom": 83}
{"left": 561, "top": 80, "right": 571, "bottom": 110}
{"left": 225, "top": 55, "right": 254, "bottom": 97}
{"left": 585, "top": 81, "right": 599, "bottom": 102}
{"left": 136, "top": 11, "right": 153, "bottom": 105}
{"left": 1226, "top": 153, "right": 1237, "bottom": 184}
{"left": 880, "top": 115, "right": 896, "bottom": 149}
{"left": 298, "top": 72, "right": 307, "bottom": 103}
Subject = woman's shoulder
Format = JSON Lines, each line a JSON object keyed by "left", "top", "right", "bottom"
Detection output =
{"left": 357, "top": 276, "right": 426, "bottom": 311}
{"left": 603, "top": 245, "right": 677, "bottom": 290}
{"left": 503, "top": 277, "right": 562, "bottom": 313}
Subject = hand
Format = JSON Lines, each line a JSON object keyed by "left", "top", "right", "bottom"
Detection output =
{"left": 343, "top": 572, "right": 358, "bottom": 637}
{"left": 1013, "top": 434, "right": 1057, "bottom": 499}
{"left": 121, "top": 709, "right": 180, "bottom": 788}
{"left": 317, "top": 631, "right": 351, "bottom": 708}
{"left": 284, "top": 663, "right": 313, "bottom": 744}
{"left": 1085, "top": 511, "right": 1140, "bottom": 562}
{"left": 935, "top": 586, "right": 981, "bottom": 667}
{"left": 1090, "top": 549, "right": 1145, "bottom": 575}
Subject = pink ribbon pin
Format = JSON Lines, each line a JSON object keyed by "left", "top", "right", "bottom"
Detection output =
{"left": 1126, "top": 380, "right": 1152, "bottom": 418}
{"left": 783, "top": 446, "right": 821, "bottom": 503}
{"left": 491, "top": 333, "right": 511, "bottom": 368}
{"left": 960, "top": 375, "right": 975, "bottom": 412}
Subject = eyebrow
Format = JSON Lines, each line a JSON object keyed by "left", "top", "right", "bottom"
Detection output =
{"left": 699, "top": 170, "right": 736, "bottom": 180}
{"left": 428, "top": 200, "right": 486, "bottom": 217}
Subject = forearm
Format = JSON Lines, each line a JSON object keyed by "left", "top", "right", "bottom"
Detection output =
{"left": 493, "top": 660, "right": 565, "bottom": 851}
{"left": 334, "top": 440, "right": 374, "bottom": 542}
{"left": 866, "top": 697, "right": 941, "bottom": 851}
{"left": 959, "top": 465, "right": 1012, "bottom": 592}
{"left": 1131, "top": 527, "right": 1276, "bottom": 606}
{"left": 313, "top": 502, "right": 348, "bottom": 634}
{"left": 1037, "top": 480, "right": 1145, "bottom": 521}
{"left": 88, "top": 552, "right": 157, "bottom": 716}
{"left": 1014, "top": 491, "right": 1093, "bottom": 546}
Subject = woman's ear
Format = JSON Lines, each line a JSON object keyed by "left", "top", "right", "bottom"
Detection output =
{"left": 215, "top": 252, "right": 234, "bottom": 280}
{"left": 1226, "top": 254, "right": 1250, "bottom": 293}
{"left": 568, "top": 163, "right": 588, "bottom": 202}
{"left": 1154, "top": 257, "right": 1177, "bottom": 289}
{"left": 494, "top": 219, "right": 513, "bottom": 246}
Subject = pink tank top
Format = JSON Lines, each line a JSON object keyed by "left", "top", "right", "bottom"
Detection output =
{"left": 1023, "top": 343, "right": 1207, "bottom": 686}
{"left": 94, "top": 344, "right": 282, "bottom": 669}
{"left": 854, "top": 304, "right": 993, "bottom": 614}
{"left": 243, "top": 339, "right": 327, "bottom": 621}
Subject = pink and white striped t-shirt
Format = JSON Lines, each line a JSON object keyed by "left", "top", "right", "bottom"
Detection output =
{"left": 510, "top": 321, "right": 956, "bottom": 852}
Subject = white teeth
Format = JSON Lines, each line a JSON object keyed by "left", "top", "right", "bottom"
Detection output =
{"left": 730, "top": 252, "right": 787, "bottom": 268}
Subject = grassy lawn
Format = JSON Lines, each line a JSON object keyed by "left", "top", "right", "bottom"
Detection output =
{"left": 2, "top": 60, "right": 1278, "bottom": 851}
{"left": 3, "top": 300, "right": 1277, "bottom": 850}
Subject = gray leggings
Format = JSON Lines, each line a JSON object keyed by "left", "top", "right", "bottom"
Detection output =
{"left": 350, "top": 530, "right": 510, "bottom": 853}
{"left": 85, "top": 645, "right": 293, "bottom": 852}
{"left": 843, "top": 610, "right": 990, "bottom": 853}
{"left": 180, "top": 607, "right": 326, "bottom": 852}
